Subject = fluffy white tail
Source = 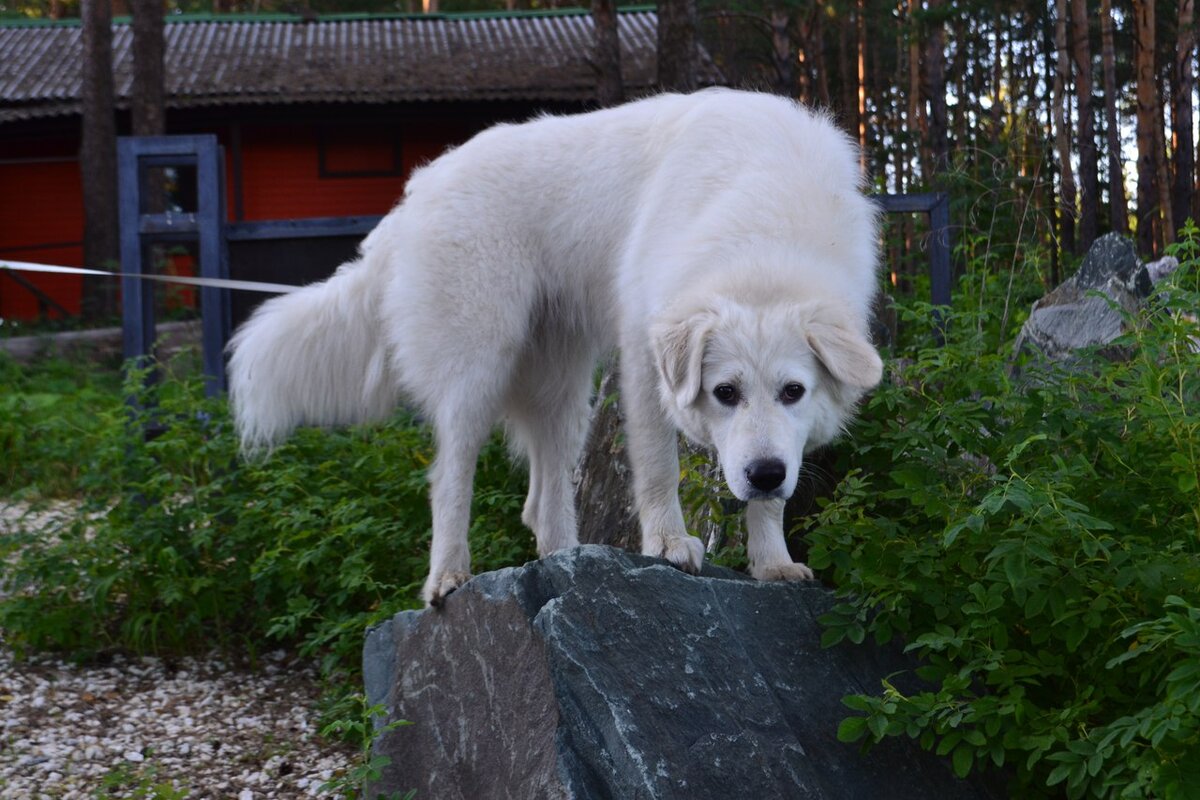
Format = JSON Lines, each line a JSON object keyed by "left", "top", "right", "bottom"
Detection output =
{"left": 227, "top": 259, "right": 398, "bottom": 454}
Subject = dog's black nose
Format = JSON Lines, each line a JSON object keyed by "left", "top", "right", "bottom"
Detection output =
{"left": 746, "top": 458, "right": 786, "bottom": 493}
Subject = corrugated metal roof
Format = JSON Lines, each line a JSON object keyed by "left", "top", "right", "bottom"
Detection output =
{"left": 0, "top": 10, "right": 711, "bottom": 124}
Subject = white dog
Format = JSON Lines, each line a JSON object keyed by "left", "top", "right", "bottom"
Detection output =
{"left": 227, "top": 89, "right": 883, "bottom": 605}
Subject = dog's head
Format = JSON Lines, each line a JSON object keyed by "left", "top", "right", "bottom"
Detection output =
{"left": 651, "top": 298, "right": 882, "bottom": 501}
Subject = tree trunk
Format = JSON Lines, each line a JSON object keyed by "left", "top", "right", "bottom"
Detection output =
{"left": 1069, "top": 0, "right": 1098, "bottom": 250}
{"left": 131, "top": 0, "right": 166, "bottom": 138}
{"left": 1132, "top": 0, "right": 1160, "bottom": 254}
{"left": 79, "top": 0, "right": 120, "bottom": 321}
{"left": 837, "top": 10, "right": 857, "bottom": 136}
{"left": 797, "top": 4, "right": 817, "bottom": 102}
{"left": 1041, "top": 3, "right": 1062, "bottom": 284}
{"left": 855, "top": 0, "right": 866, "bottom": 163}
{"left": 1052, "top": 0, "right": 1077, "bottom": 255}
{"left": 812, "top": 1, "right": 830, "bottom": 107}
{"left": 893, "top": 7, "right": 910, "bottom": 191}
{"left": 592, "top": 0, "right": 624, "bottom": 107}
{"left": 1154, "top": 71, "right": 1176, "bottom": 246}
{"left": 656, "top": 0, "right": 698, "bottom": 92}
{"left": 908, "top": 0, "right": 926, "bottom": 182}
{"left": 949, "top": 16, "right": 969, "bottom": 157}
{"left": 921, "top": 0, "right": 949, "bottom": 176}
{"left": 990, "top": 20, "right": 1004, "bottom": 142}
{"left": 1099, "top": 0, "right": 1129, "bottom": 234}
{"left": 769, "top": 7, "right": 795, "bottom": 98}
{"left": 1172, "top": 0, "right": 1196, "bottom": 233}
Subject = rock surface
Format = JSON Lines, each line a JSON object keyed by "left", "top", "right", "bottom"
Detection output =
{"left": 573, "top": 364, "right": 640, "bottom": 553}
{"left": 363, "top": 545, "right": 1004, "bottom": 799}
{"left": 1012, "top": 232, "right": 1147, "bottom": 364}
{"left": 1011, "top": 232, "right": 1182, "bottom": 367}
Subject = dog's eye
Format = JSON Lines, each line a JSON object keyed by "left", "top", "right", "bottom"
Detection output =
{"left": 713, "top": 383, "right": 740, "bottom": 406}
{"left": 780, "top": 382, "right": 806, "bottom": 404}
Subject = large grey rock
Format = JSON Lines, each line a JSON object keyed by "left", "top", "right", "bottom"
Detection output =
{"left": 363, "top": 546, "right": 1004, "bottom": 799}
{"left": 1012, "top": 233, "right": 1149, "bottom": 365}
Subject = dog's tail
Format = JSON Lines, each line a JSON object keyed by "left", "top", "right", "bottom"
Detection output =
{"left": 227, "top": 257, "right": 398, "bottom": 455}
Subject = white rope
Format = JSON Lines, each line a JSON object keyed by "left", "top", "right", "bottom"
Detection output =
{"left": 0, "top": 259, "right": 298, "bottom": 295}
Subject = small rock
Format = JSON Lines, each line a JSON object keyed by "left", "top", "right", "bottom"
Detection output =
{"left": 1075, "top": 231, "right": 1143, "bottom": 291}
{"left": 1145, "top": 255, "right": 1180, "bottom": 283}
{"left": 1012, "top": 233, "right": 1147, "bottom": 371}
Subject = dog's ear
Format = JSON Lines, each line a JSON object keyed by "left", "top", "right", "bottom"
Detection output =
{"left": 806, "top": 321, "right": 883, "bottom": 389}
{"left": 652, "top": 311, "right": 715, "bottom": 408}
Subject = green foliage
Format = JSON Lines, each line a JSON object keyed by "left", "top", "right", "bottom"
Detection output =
{"left": 94, "top": 759, "right": 188, "bottom": 800}
{"left": 0, "top": 353, "right": 123, "bottom": 497}
{"left": 319, "top": 694, "right": 416, "bottom": 800}
{"left": 679, "top": 444, "right": 746, "bottom": 570}
{"left": 810, "top": 239, "right": 1200, "bottom": 797}
{"left": 5, "top": 228, "right": 1200, "bottom": 800}
{"left": 0, "top": 356, "right": 532, "bottom": 674}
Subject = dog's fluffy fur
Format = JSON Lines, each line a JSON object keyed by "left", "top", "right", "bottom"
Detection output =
{"left": 227, "top": 89, "right": 883, "bottom": 605}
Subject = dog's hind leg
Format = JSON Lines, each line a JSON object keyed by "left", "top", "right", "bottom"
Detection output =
{"left": 507, "top": 343, "right": 594, "bottom": 557}
{"left": 423, "top": 398, "right": 500, "bottom": 607}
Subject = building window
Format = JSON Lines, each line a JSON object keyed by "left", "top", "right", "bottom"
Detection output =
{"left": 318, "top": 127, "right": 403, "bottom": 178}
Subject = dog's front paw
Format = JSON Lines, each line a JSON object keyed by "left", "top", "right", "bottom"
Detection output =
{"left": 422, "top": 570, "right": 472, "bottom": 607}
{"left": 646, "top": 534, "right": 705, "bottom": 575}
{"left": 751, "top": 561, "right": 815, "bottom": 582}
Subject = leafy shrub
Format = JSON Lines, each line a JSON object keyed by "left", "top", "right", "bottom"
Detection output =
{"left": 0, "top": 359, "right": 532, "bottom": 684}
{"left": 807, "top": 240, "right": 1200, "bottom": 797}
{"left": 0, "top": 353, "right": 123, "bottom": 497}
{"left": 318, "top": 694, "right": 415, "bottom": 800}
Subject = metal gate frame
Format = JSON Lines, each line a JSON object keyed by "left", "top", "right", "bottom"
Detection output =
{"left": 117, "top": 134, "right": 230, "bottom": 394}
{"left": 872, "top": 192, "right": 952, "bottom": 308}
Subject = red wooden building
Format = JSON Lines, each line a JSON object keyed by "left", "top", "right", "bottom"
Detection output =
{"left": 0, "top": 9, "right": 680, "bottom": 321}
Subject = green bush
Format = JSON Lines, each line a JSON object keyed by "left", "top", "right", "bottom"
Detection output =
{"left": 807, "top": 239, "right": 1200, "bottom": 797}
{"left": 0, "top": 353, "right": 123, "bottom": 497}
{"left": 0, "top": 360, "right": 532, "bottom": 684}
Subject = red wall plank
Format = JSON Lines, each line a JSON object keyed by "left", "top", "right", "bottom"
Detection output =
{"left": 0, "top": 141, "right": 86, "bottom": 319}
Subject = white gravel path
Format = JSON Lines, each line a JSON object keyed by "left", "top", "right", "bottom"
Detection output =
{"left": 0, "top": 502, "right": 357, "bottom": 799}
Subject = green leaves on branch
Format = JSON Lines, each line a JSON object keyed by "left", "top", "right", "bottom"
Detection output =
{"left": 809, "top": 237, "right": 1200, "bottom": 798}
{"left": 0, "top": 358, "right": 531, "bottom": 676}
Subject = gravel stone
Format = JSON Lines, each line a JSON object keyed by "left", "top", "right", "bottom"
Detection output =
{"left": 1, "top": 501, "right": 357, "bottom": 799}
